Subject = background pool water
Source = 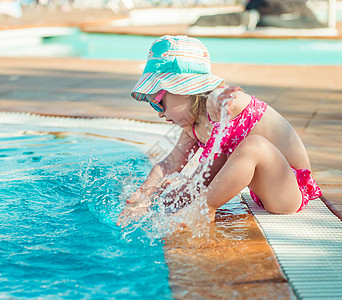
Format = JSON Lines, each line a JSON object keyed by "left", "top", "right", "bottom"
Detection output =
{"left": 43, "top": 32, "right": 342, "bottom": 65}
{"left": 1, "top": 28, "right": 342, "bottom": 65}
{"left": 0, "top": 124, "right": 171, "bottom": 299}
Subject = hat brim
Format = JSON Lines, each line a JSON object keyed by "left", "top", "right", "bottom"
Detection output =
{"left": 131, "top": 72, "right": 224, "bottom": 102}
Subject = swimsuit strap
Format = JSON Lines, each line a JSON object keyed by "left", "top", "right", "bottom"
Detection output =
{"left": 206, "top": 112, "right": 217, "bottom": 124}
{"left": 192, "top": 123, "right": 205, "bottom": 147}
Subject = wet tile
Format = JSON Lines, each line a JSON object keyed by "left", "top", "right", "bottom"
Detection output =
{"left": 164, "top": 205, "right": 266, "bottom": 250}
{"left": 165, "top": 242, "right": 284, "bottom": 285}
{"left": 171, "top": 282, "right": 295, "bottom": 300}
{"left": 164, "top": 201, "right": 288, "bottom": 297}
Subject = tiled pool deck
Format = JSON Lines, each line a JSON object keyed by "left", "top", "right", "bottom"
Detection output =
{"left": 0, "top": 8, "right": 341, "bottom": 299}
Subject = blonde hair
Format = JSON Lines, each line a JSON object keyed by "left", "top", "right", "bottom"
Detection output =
{"left": 191, "top": 84, "right": 244, "bottom": 121}
{"left": 190, "top": 82, "right": 226, "bottom": 121}
{"left": 191, "top": 92, "right": 210, "bottom": 121}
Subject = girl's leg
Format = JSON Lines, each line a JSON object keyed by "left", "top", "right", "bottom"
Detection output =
{"left": 205, "top": 135, "right": 302, "bottom": 215}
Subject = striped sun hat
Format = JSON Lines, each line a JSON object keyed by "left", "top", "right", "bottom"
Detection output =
{"left": 131, "top": 35, "right": 224, "bottom": 102}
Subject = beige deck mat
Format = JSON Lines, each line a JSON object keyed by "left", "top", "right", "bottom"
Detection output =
{"left": 242, "top": 190, "right": 342, "bottom": 299}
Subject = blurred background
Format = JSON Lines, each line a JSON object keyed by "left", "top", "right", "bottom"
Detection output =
{"left": 0, "top": 0, "right": 341, "bottom": 59}
{"left": 0, "top": 0, "right": 341, "bottom": 32}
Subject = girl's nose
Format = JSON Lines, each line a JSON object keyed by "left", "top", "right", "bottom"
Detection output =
{"left": 158, "top": 111, "right": 165, "bottom": 118}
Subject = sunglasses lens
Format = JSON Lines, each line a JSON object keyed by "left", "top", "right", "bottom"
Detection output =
{"left": 149, "top": 102, "right": 163, "bottom": 112}
{"left": 147, "top": 90, "right": 165, "bottom": 113}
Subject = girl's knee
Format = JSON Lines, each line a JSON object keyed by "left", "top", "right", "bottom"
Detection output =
{"left": 233, "top": 135, "right": 279, "bottom": 168}
{"left": 236, "top": 135, "right": 270, "bottom": 157}
{"left": 244, "top": 134, "right": 269, "bottom": 146}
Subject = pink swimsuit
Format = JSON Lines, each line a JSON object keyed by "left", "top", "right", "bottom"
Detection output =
{"left": 192, "top": 96, "right": 322, "bottom": 212}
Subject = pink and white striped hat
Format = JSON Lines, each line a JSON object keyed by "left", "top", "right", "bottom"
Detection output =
{"left": 131, "top": 35, "right": 224, "bottom": 102}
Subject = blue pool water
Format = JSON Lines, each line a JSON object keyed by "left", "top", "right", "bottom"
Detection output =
{"left": 0, "top": 124, "right": 171, "bottom": 299}
{"left": 41, "top": 31, "right": 342, "bottom": 65}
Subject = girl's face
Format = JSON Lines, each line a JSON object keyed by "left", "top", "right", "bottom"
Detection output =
{"left": 149, "top": 92, "right": 195, "bottom": 128}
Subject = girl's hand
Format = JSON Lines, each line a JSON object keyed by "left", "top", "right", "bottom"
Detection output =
{"left": 117, "top": 200, "right": 150, "bottom": 227}
{"left": 117, "top": 177, "right": 176, "bottom": 227}
{"left": 126, "top": 176, "right": 174, "bottom": 205}
{"left": 126, "top": 191, "right": 141, "bottom": 204}
{"left": 117, "top": 188, "right": 151, "bottom": 227}
{"left": 206, "top": 85, "right": 241, "bottom": 121}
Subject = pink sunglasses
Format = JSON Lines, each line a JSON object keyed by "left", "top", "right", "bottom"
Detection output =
{"left": 147, "top": 90, "right": 166, "bottom": 113}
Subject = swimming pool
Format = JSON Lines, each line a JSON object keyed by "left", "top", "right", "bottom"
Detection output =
{"left": 0, "top": 123, "right": 172, "bottom": 299}
{"left": 1, "top": 28, "right": 342, "bottom": 65}
{"left": 75, "top": 33, "right": 342, "bottom": 65}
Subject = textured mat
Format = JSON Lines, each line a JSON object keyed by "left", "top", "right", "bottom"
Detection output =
{"left": 242, "top": 191, "right": 342, "bottom": 300}
{"left": 0, "top": 111, "right": 174, "bottom": 136}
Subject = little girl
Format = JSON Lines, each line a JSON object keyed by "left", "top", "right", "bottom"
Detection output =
{"left": 120, "top": 35, "right": 321, "bottom": 224}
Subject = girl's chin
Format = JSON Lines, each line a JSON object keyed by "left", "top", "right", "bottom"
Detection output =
{"left": 172, "top": 116, "right": 195, "bottom": 128}
{"left": 178, "top": 121, "right": 192, "bottom": 128}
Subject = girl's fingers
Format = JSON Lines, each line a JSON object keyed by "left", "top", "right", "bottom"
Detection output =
{"left": 126, "top": 193, "right": 142, "bottom": 204}
{"left": 117, "top": 202, "right": 149, "bottom": 227}
{"left": 126, "top": 197, "right": 137, "bottom": 204}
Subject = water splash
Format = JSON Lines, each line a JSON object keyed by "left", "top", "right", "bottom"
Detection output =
{"left": 0, "top": 129, "right": 172, "bottom": 298}
{"left": 119, "top": 89, "right": 236, "bottom": 242}
{"left": 78, "top": 153, "right": 147, "bottom": 227}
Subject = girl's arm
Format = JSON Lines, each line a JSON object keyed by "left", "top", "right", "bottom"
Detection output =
{"left": 117, "top": 128, "right": 198, "bottom": 227}
{"left": 126, "top": 128, "right": 199, "bottom": 204}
